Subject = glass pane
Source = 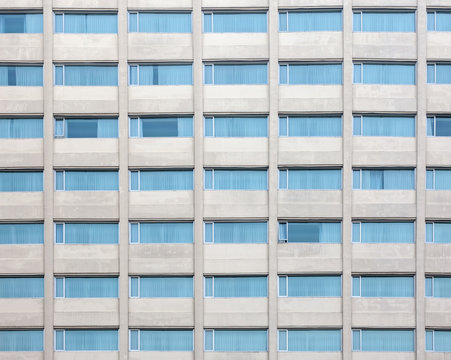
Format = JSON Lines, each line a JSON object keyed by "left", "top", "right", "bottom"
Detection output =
{"left": 138, "top": 12, "right": 191, "bottom": 33}
{"left": 427, "top": 12, "right": 435, "bottom": 31}
{"left": 352, "top": 330, "right": 361, "bottom": 351}
{"left": 425, "top": 330, "right": 433, "bottom": 351}
{"left": 0, "top": 171, "right": 43, "bottom": 192}
{"left": 287, "top": 329, "right": 342, "bottom": 351}
{"left": 140, "top": 330, "right": 193, "bottom": 351}
{"left": 204, "top": 223, "right": 213, "bottom": 243}
{"left": 288, "top": 63, "right": 342, "bottom": 84}
{"left": 213, "top": 330, "right": 267, "bottom": 351}
{"left": 213, "top": 64, "right": 267, "bottom": 85}
{"left": 128, "top": 13, "right": 137, "bottom": 32}
{"left": 278, "top": 330, "right": 287, "bottom": 351}
{"left": 140, "top": 222, "right": 193, "bottom": 243}
{"left": 287, "top": 222, "right": 341, "bottom": 243}
{"left": 130, "top": 277, "right": 139, "bottom": 297}
{"left": 139, "top": 170, "right": 193, "bottom": 191}
{"left": 211, "top": 12, "right": 267, "bottom": 32}
{"left": 287, "top": 275, "right": 342, "bottom": 296}
{"left": 279, "top": 169, "right": 287, "bottom": 189}
{"left": 363, "top": 63, "right": 416, "bottom": 85}
{"left": 204, "top": 117, "right": 214, "bottom": 136}
{"left": 287, "top": 169, "right": 342, "bottom": 189}
{"left": 361, "top": 12, "right": 415, "bottom": 32}
{"left": 64, "top": 171, "right": 119, "bottom": 191}
{"left": 287, "top": 116, "right": 342, "bottom": 136}
{"left": 354, "top": 64, "right": 362, "bottom": 83}
{"left": 213, "top": 222, "right": 267, "bottom": 244}
{"left": 64, "top": 277, "right": 118, "bottom": 298}
{"left": 203, "top": 13, "right": 212, "bottom": 32}
{"left": 204, "top": 330, "right": 213, "bottom": 351}
{"left": 288, "top": 11, "right": 342, "bottom": 31}
{"left": 140, "top": 277, "right": 193, "bottom": 297}
{"left": 129, "top": 330, "right": 139, "bottom": 350}
{"left": 352, "top": 277, "right": 360, "bottom": 296}
{"left": 0, "top": 277, "right": 43, "bottom": 298}
{"left": 55, "top": 330, "right": 64, "bottom": 350}
{"left": 436, "top": 117, "right": 451, "bottom": 136}
{"left": 213, "top": 276, "right": 267, "bottom": 297}
{"left": 360, "top": 276, "right": 414, "bottom": 297}
{"left": 0, "top": 330, "right": 43, "bottom": 351}
{"left": 64, "top": 330, "right": 118, "bottom": 351}
{"left": 212, "top": 169, "right": 268, "bottom": 190}
{"left": 360, "top": 222, "right": 414, "bottom": 243}
{"left": 278, "top": 276, "right": 287, "bottom": 296}
{"left": 55, "top": 278, "right": 64, "bottom": 297}
{"left": 361, "top": 329, "right": 414, "bottom": 352}
{"left": 204, "top": 277, "right": 213, "bottom": 297}
{"left": 426, "top": 170, "right": 434, "bottom": 189}
{"left": 0, "top": 223, "right": 43, "bottom": 244}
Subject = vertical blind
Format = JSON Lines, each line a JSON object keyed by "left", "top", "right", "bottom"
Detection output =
{"left": 134, "top": 170, "right": 194, "bottom": 190}
{"left": 0, "top": 13, "right": 42, "bottom": 33}
{"left": 129, "top": 117, "right": 193, "bottom": 137}
{"left": 353, "top": 115, "right": 415, "bottom": 137}
{"left": 353, "top": 329, "right": 415, "bottom": 352}
{"left": 353, "top": 222, "right": 415, "bottom": 243}
{"left": 353, "top": 276, "right": 414, "bottom": 297}
{"left": 0, "top": 223, "right": 43, "bottom": 244}
{"left": 279, "top": 11, "right": 342, "bottom": 32}
{"left": 132, "top": 329, "right": 194, "bottom": 351}
{"left": 0, "top": 171, "right": 43, "bottom": 192}
{"left": 58, "top": 329, "right": 118, "bottom": 351}
{"left": 55, "top": 118, "right": 118, "bottom": 138}
{"left": 0, "top": 66, "right": 43, "bottom": 86}
{"left": 55, "top": 65, "right": 118, "bottom": 86}
{"left": 0, "top": 330, "right": 43, "bottom": 351}
{"left": 205, "top": 276, "right": 267, "bottom": 297}
{"left": 279, "top": 275, "right": 342, "bottom": 297}
{"left": 203, "top": 12, "right": 267, "bottom": 32}
{"left": 129, "top": 12, "right": 191, "bottom": 33}
{"left": 279, "top": 222, "right": 341, "bottom": 243}
{"left": 353, "top": 12, "right": 415, "bottom": 32}
{"left": 204, "top": 116, "right": 267, "bottom": 137}
{"left": 279, "top": 169, "right": 342, "bottom": 190}
{"left": 136, "top": 277, "right": 193, "bottom": 298}
{"left": 427, "top": 116, "right": 451, "bottom": 136}
{"left": 428, "top": 11, "right": 451, "bottom": 31}
{"left": 353, "top": 169, "right": 415, "bottom": 190}
{"left": 130, "top": 64, "right": 192, "bottom": 85}
{"left": 56, "top": 277, "right": 118, "bottom": 298}
{"left": 204, "top": 222, "right": 267, "bottom": 243}
{"left": 204, "top": 64, "right": 268, "bottom": 84}
{"left": 427, "top": 277, "right": 451, "bottom": 297}
{"left": 354, "top": 63, "right": 416, "bottom": 84}
{"left": 428, "top": 64, "right": 451, "bottom": 84}
{"left": 426, "top": 330, "right": 451, "bottom": 352}
{"left": 205, "top": 329, "right": 267, "bottom": 351}
{"left": 54, "top": 13, "right": 117, "bottom": 33}
{"left": 279, "top": 116, "right": 342, "bottom": 136}
{"left": 205, "top": 169, "right": 268, "bottom": 190}
{"left": 0, "top": 277, "right": 44, "bottom": 298}
{"left": 58, "top": 171, "right": 119, "bottom": 191}
{"left": 131, "top": 222, "right": 193, "bottom": 243}
{"left": 280, "top": 64, "right": 342, "bottom": 84}
{"left": 0, "top": 118, "right": 43, "bottom": 138}
{"left": 56, "top": 223, "right": 118, "bottom": 244}
{"left": 280, "top": 329, "right": 342, "bottom": 351}
{"left": 426, "top": 222, "right": 451, "bottom": 243}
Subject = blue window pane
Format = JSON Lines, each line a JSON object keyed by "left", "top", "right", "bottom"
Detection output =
{"left": 213, "top": 330, "right": 267, "bottom": 352}
{"left": 287, "top": 330, "right": 342, "bottom": 351}
{"left": 352, "top": 223, "right": 361, "bottom": 243}
{"left": 278, "top": 330, "right": 287, "bottom": 351}
{"left": 436, "top": 12, "right": 451, "bottom": 32}
{"left": 433, "top": 169, "right": 451, "bottom": 190}
{"left": 427, "top": 12, "right": 435, "bottom": 31}
{"left": 130, "top": 277, "right": 139, "bottom": 297}
{"left": 138, "top": 65, "right": 192, "bottom": 85}
{"left": 287, "top": 169, "right": 342, "bottom": 190}
{"left": 0, "top": 118, "right": 43, "bottom": 138}
{"left": 64, "top": 171, "right": 119, "bottom": 191}
{"left": 63, "top": 65, "right": 118, "bottom": 86}
{"left": 0, "top": 223, "right": 43, "bottom": 244}
{"left": 433, "top": 277, "right": 451, "bottom": 297}
{"left": 361, "top": 330, "right": 414, "bottom": 352}
{"left": 204, "top": 170, "right": 213, "bottom": 189}
{"left": 288, "top": 64, "right": 342, "bottom": 85}
{"left": 128, "top": 12, "right": 137, "bottom": 32}
{"left": 203, "top": 13, "right": 212, "bottom": 32}
{"left": 213, "top": 64, "right": 268, "bottom": 85}
{"left": 129, "top": 330, "right": 139, "bottom": 350}
{"left": 286, "top": 116, "right": 342, "bottom": 136}
{"left": 359, "top": 116, "right": 415, "bottom": 137}
{"left": 353, "top": 170, "right": 361, "bottom": 189}
{"left": 352, "top": 277, "right": 360, "bottom": 296}
{"left": 434, "top": 331, "right": 451, "bottom": 351}
{"left": 140, "top": 222, "right": 193, "bottom": 243}
{"left": 140, "top": 330, "right": 193, "bottom": 351}
{"left": 0, "top": 277, "right": 43, "bottom": 298}
{"left": 204, "top": 117, "right": 214, "bottom": 136}
{"left": 204, "top": 65, "right": 213, "bottom": 84}
{"left": 427, "top": 117, "right": 435, "bottom": 136}
{"left": 0, "top": 171, "right": 43, "bottom": 192}
{"left": 287, "top": 11, "right": 342, "bottom": 31}
{"left": 130, "top": 223, "right": 139, "bottom": 244}
{"left": 54, "top": 13, "right": 63, "bottom": 32}
{"left": 64, "top": 118, "right": 118, "bottom": 138}
{"left": 425, "top": 330, "right": 433, "bottom": 351}
{"left": 360, "top": 276, "right": 414, "bottom": 297}
{"left": 55, "top": 330, "right": 64, "bottom": 350}
{"left": 204, "top": 223, "right": 213, "bottom": 243}
{"left": 426, "top": 223, "right": 433, "bottom": 243}
{"left": 130, "top": 171, "right": 139, "bottom": 191}
{"left": 360, "top": 222, "right": 414, "bottom": 243}
{"left": 55, "top": 278, "right": 64, "bottom": 297}
{"left": 436, "top": 117, "right": 451, "bottom": 136}
{"left": 353, "top": 64, "right": 362, "bottom": 83}
{"left": 212, "top": 170, "right": 268, "bottom": 190}
{"left": 54, "top": 118, "right": 64, "bottom": 137}
{"left": 0, "top": 330, "right": 43, "bottom": 351}
{"left": 140, "top": 277, "right": 193, "bottom": 297}
{"left": 204, "top": 277, "right": 213, "bottom": 297}
{"left": 279, "top": 223, "right": 287, "bottom": 241}
{"left": 426, "top": 170, "right": 434, "bottom": 189}
{"left": 279, "top": 117, "right": 288, "bottom": 136}
{"left": 435, "top": 64, "right": 451, "bottom": 84}
{"left": 352, "top": 330, "right": 361, "bottom": 351}
{"left": 54, "top": 65, "right": 63, "bottom": 85}
{"left": 140, "top": 117, "right": 193, "bottom": 137}
{"left": 204, "top": 330, "right": 213, "bottom": 351}
{"left": 213, "top": 222, "right": 267, "bottom": 244}
{"left": 279, "top": 64, "right": 288, "bottom": 84}
{"left": 279, "top": 169, "right": 287, "bottom": 189}
{"left": 287, "top": 222, "right": 341, "bottom": 243}
{"left": 361, "top": 12, "right": 415, "bottom": 32}
{"left": 434, "top": 223, "right": 451, "bottom": 243}
{"left": 138, "top": 12, "right": 191, "bottom": 33}
{"left": 362, "top": 64, "right": 415, "bottom": 85}
{"left": 64, "top": 223, "right": 118, "bottom": 244}
{"left": 360, "top": 169, "right": 415, "bottom": 190}
{"left": 425, "top": 277, "right": 433, "bottom": 297}
{"left": 287, "top": 276, "right": 342, "bottom": 297}
{"left": 0, "top": 66, "right": 43, "bottom": 86}
{"left": 129, "top": 118, "right": 139, "bottom": 137}
{"left": 129, "top": 65, "right": 138, "bottom": 85}
{"left": 353, "top": 12, "right": 361, "bottom": 31}
{"left": 0, "top": 13, "right": 43, "bottom": 33}
{"left": 64, "top": 14, "right": 117, "bottom": 33}
{"left": 212, "top": 117, "right": 267, "bottom": 137}
{"left": 213, "top": 276, "right": 267, "bottom": 297}
{"left": 210, "top": 12, "right": 267, "bottom": 32}
{"left": 64, "top": 277, "right": 118, "bottom": 298}
{"left": 278, "top": 276, "right": 287, "bottom": 296}
{"left": 279, "top": 12, "right": 287, "bottom": 32}
{"left": 139, "top": 170, "right": 193, "bottom": 191}
{"left": 353, "top": 116, "right": 361, "bottom": 135}
{"left": 64, "top": 330, "right": 118, "bottom": 351}
{"left": 427, "top": 64, "right": 435, "bottom": 83}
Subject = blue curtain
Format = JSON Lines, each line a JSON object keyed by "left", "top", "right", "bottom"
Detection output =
{"left": 362, "top": 64, "right": 415, "bottom": 84}
{"left": 361, "top": 330, "right": 414, "bottom": 352}
{"left": 212, "top": 117, "right": 268, "bottom": 137}
{"left": 213, "top": 330, "right": 267, "bottom": 352}
{"left": 0, "top": 13, "right": 42, "bottom": 33}
{"left": 64, "top": 171, "right": 118, "bottom": 191}
{"left": 359, "top": 276, "right": 414, "bottom": 297}
{"left": 433, "top": 277, "right": 451, "bottom": 297}
{"left": 0, "top": 277, "right": 43, "bottom": 298}
{"left": 64, "top": 14, "right": 117, "bottom": 33}
{"left": 0, "top": 171, "right": 43, "bottom": 192}
{"left": 360, "top": 222, "right": 414, "bottom": 243}
{"left": 138, "top": 65, "right": 192, "bottom": 85}
{"left": 287, "top": 11, "right": 342, "bottom": 31}
{"left": 435, "top": 331, "right": 451, "bottom": 351}
{"left": 287, "top": 330, "right": 342, "bottom": 351}
{"left": 140, "top": 117, "right": 193, "bottom": 137}
{"left": 434, "top": 223, "right": 451, "bottom": 243}
{"left": 360, "top": 12, "right": 415, "bottom": 32}
{"left": 436, "top": 12, "right": 451, "bottom": 31}
{"left": 140, "top": 170, "right": 193, "bottom": 190}
{"left": 287, "top": 276, "right": 341, "bottom": 297}
{"left": 138, "top": 12, "right": 191, "bottom": 33}
{"left": 213, "top": 64, "right": 267, "bottom": 85}
{"left": 64, "top": 330, "right": 118, "bottom": 351}
{"left": 287, "top": 169, "right": 342, "bottom": 190}
{"left": 0, "top": 66, "right": 42, "bottom": 86}
{"left": 360, "top": 169, "right": 415, "bottom": 190}
{"left": 0, "top": 330, "right": 43, "bottom": 351}
{"left": 288, "top": 64, "right": 342, "bottom": 85}
{"left": 358, "top": 116, "right": 415, "bottom": 136}
{"left": 140, "top": 277, "right": 193, "bottom": 298}
{"left": 287, "top": 222, "right": 341, "bottom": 243}
{"left": 213, "top": 276, "right": 267, "bottom": 297}
{"left": 435, "top": 64, "right": 451, "bottom": 84}
{"left": 140, "top": 330, "right": 193, "bottom": 351}
{"left": 64, "top": 118, "right": 118, "bottom": 138}
{"left": 0, "top": 118, "right": 43, "bottom": 138}
{"left": 212, "top": 170, "right": 267, "bottom": 190}
{"left": 64, "top": 223, "right": 118, "bottom": 244}
{"left": 435, "top": 170, "right": 451, "bottom": 190}
{"left": 64, "top": 277, "right": 118, "bottom": 298}
{"left": 213, "top": 222, "right": 268, "bottom": 243}
{"left": 0, "top": 223, "right": 43, "bottom": 244}
{"left": 64, "top": 65, "right": 118, "bottom": 86}
{"left": 284, "top": 116, "right": 342, "bottom": 136}
{"left": 208, "top": 13, "right": 267, "bottom": 32}
{"left": 140, "top": 222, "right": 193, "bottom": 243}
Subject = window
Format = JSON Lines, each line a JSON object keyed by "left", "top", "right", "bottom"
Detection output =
{"left": 426, "top": 276, "right": 451, "bottom": 297}
{"left": 0, "top": 118, "right": 43, "bottom": 138}
{"left": 428, "top": 11, "right": 451, "bottom": 31}
{"left": 353, "top": 11, "right": 415, "bottom": 32}
{"left": 352, "top": 329, "right": 415, "bottom": 352}
{"left": 279, "top": 63, "right": 342, "bottom": 85}
{"left": 204, "top": 329, "right": 267, "bottom": 352}
{"left": 54, "top": 329, "right": 118, "bottom": 351}
{"left": 279, "top": 169, "right": 342, "bottom": 190}
{"left": 353, "top": 169, "right": 415, "bottom": 190}
{"left": 278, "top": 275, "right": 342, "bottom": 297}
{"left": 54, "top": 118, "right": 118, "bottom": 138}
{"left": 278, "top": 222, "right": 341, "bottom": 243}
{"left": 54, "top": 65, "right": 117, "bottom": 86}
{"left": 204, "top": 169, "right": 268, "bottom": 190}
{"left": 204, "top": 116, "right": 267, "bottom": 137}
{"left": 204, "top": 222, "right": 267, "bottom": 244}
{"left": 278, "top": 329, "right": 342, "bottom": 352}
{"left": 427, "top": 116, "right": 451, "bottom": 136}
{"left": 54, "top": 13, "right": 117, "bottom": 33}
{"left": 352, "top": 276, "right": 414, "bottom": 297}
{"left": 0, "top": 277, "right": 43, "bottom": 298}
{"left": 353, "top": 63, "right": 415, "bottom": 85}
{"left": 426, "top": 222, "right": 451, "bottom": 243}
{"left": 204, "top": 63, "right": 268, "bottom": 85}
{"left": 0, "top": 171, "right": 43, "bottom": 192}
{"left": 0, "top": 330, "right": 43, "bottom": 351}
{"left": 54, "top": 170, "right": 118, "bottom": 191}
{"left": 128, "top": 12, "right": 191, "bottom": 33}
{"left": 279, "top": 10, "right": 342, "bottom": 32}
{"left": 55, "top": 277, "right": 118, "bottom": 298}
{"left": 279, "top": 115, "right": 342, "bottom": 136}
{"left": 353, "top": 115, "right": 415, "bottom": 137}
{"left": 129, "top": 170, "right": 193, "bottom": 191}
{"left": 129, "top": 276, "right": 193, "bottom": 298}
{"left": 203, "top": 12, "right": 267, "bottom": 32}
{"left": 54, "top": 223, "right": 118, "bottom": 244}
{"left": 0, "top": 13, "right": 42, "bottom": 33}
{"left": 426, "top": 330, "right": 451, "bottom": 352}
{"left": 129, "top": 222, "right": 193, "bottom": 244}
{"left": 129, "top": 64, "right": 192, "bottom": 85}
{"left": 204, "top": 276, "right": 267, "bottom": 297}
{"left": 129, "top": 116, "right": 193, "bottom": 137}
{"left": 352, "top": 222, "right": 415, "bottom": 243}
{"left": 427, "top": 169, "right": 451, "bottom": 190}
{"left": 0, "top": 223, "right": 43, "bottom": 244}
{"left": 0, "top": 65, "right": 42, "bottom": 86}
{"left": 428, "top": 63, "right": 451, "bottom": 84}
{"left": 129, "top": 329, "right": 194, "bottom": 351}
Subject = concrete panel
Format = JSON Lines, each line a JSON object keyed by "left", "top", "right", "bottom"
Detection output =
{"left": 0, "top": 139, "right": 43, "bottom": 168}
{"left": 129, "top": 353, "right": 194, "bottom": 360}
{"left": 0, "top": 354, "right": 44, "bottom": 360}
{"left": 0, "top": 87, "right": 43, "bottom": 114}
{"left": 0, "top": 34, "right": 42, "bottom": 62}
{"left": 0, "top": 245, "right": 43, "bottom": 274}
{"left": 129, "top": 298, "right": 194, "bottom": 327}
{"left": 426, "top": 245, "right": 451, "bottom": 273}
{"left": 53, "top": 35, "right": 117, "bottom": 61}
{"left": 279, "top": 0, "right": 341, "bottom": 6}
{"left": 203, "top": 33, "right": 268, "bottom": 60}
{"left": 353, "top": 137, "right": 416, "bottom": 167}
{"left": 53, "top": 0, "right": 117, "bottom": 9}
{"left": 129, "top": 34, "right": 193, "bottom": 61}
{"left": 54, "top": 87, "right": 118, "bottom": 114}
{"left": 278, "top": 298, "right": 342, "bottom": 327}
{"left": 204, "top": 244, "right": 268, "bottom": 274}
{"left": 204, "top": 354, "right": 267, "bottom": 360}
{"left": 204, "top": 191, "right": 268, "bottom": 218}
{"left": 129, "top": 191, "right": 194, "bottom": 219}
{"left": 279, "top": 32, "right": 342, "bottom": 60}
{"left": 353, "top": 0, "right": 416, "bottom": 6}
{"left": 129, "top": 244, "right": 194, "bottom": 274}
{"left": 279, "top": 138, "right": 342, "bottom": 166}
{"left": 204, "top": 85, "right": 269, "bottom": 113}
{"left": 129, "top": 86, "right": 193, "bottom": 113}
{"left": 129, "top": 138, "right": 194, "bottom": 168}
{"left": 428, "top": 85, "right": 451, "bottom": 113}
{"left": 352, "top": 244, "right": 416, "bottom": 273}
{"left": 279, "top": 85, "right": 343, "bottom": 113}
{"left": 425, "top": 298, "right": 451, "bottom": 327}
{"left": 128, "top": 0, "right": 192, "bottom": 9}
{"left": 278, "top": 190, "right": 343, "bottom": 218}
{"left": 204, "top": 138, "right": 268, "bottom": 167}
{"left": 203, "top": 0, "right": 268, "bottom": 8}
{"left": 353, "top": 85, "right": 417, "bottom": 113}
{"left": 278, "top": 244, "right": 342, "bottom": 273}
{"left": 0, "top": 299, "right": 43, "bottom": 327}
{"left": 204, "top": 298, "right": 268, "bottom": 327}
{"left": 427, "top": 0, "right": 451, "bottom": 6}
{"left": 278, "top": 354, "right": 341, "bottom": 360}
{"left": 426, "top": 191, "right": 451, "bottom": 220}
{"left": 54, "top": 353, "right": 119, "bottom": 360}
{"left": 352, "top": 191, "right": 416, "bottom": 218}
{"left": 0, "top": 0, "right": 42, "bottom": 8}
{"left": 54, "top": 192, "right": 119, "bottom": 219}
{"left": 54, "top": 139, "right": 119, "bottom": 167}
{"left": 352, "top": 352, "right": 415, "bottom": 360}
{"left": 353, "top": 33, "right": 416, "bottom": 60}
{"left": 54, "top": 299, "right": 119, "bottom": 327}
{"left": 0, "top": 193, "right": 43, "bottom": 220}
{"left": 426, "top": 353, "right": 451, "bottom": 360}
{"left": 54, "top": 245, "right": 119, "bottom": 274}
{"left": 428, "top": 33, "right": 451, "bottom": 60}
{"left": 427, "top": 138, "right": 451, "bottom": 167}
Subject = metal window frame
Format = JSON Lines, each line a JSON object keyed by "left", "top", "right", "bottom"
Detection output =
{"left": 54, "top": 329, "right": 66, "bottom": 351}
{"left": 129, "top": 222, "right": 140, "bottom": 244}
{"left": 54, "top": 170, "right": 65, "bottom": 191}
{"left": 204, "top": 276, "right": 214, "bottom": 297}
{"left": 54, "top": 222, "right": 65, "bottom": 244}
{"left": 129, "top": 170, "right": 140, "bottom": 191}
{"left": 277, "top": 329, "right": 288, "bottom": 351}
{"left": 204, "top": 329, "right": 214, "bottom": 351}
{"left": 278, "top": 275, "right": 288, "bottom": 297}
{"left": 54, "top": 277, "right": 65, "bottom": 298}
{"left": 129, "top": 276, "right": 140, "bottom": 298}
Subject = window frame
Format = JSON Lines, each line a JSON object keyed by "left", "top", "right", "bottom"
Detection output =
{"left": 202, "top": 10, "right": 268, "bottom": 33}
{"left": 128, "top": 115, "right": 194, "bottom": 138}
{"left": 129, "top": 329, "right": 140, "bottom": 351}
{"left": 277, "top": 274, "right": 342, "bottom": 297}
{"left": 128, "top": 63, "right": 193, "bottom": 86}
{"left": 279, "top": 114, "right": 343, "bottom": 137}
{"left": 54, "top": 329, "right": 66, "bottom": 351}
{"left": 204, "top": 168, "right": 268, "bottom": 191}
{"left": 352, "top": 114, "right": 416, "bottom": 137}
{"left": 353, "top": 62, "right": 416, "bottom": 84}
{"left": 352, "top": 168, "right": 416, "bottom": 190}
{"left": 352, "top": 10, "right": 416, "bottom": 32}
{"left": 277, "top": 329, "right": 288, "bottom": 351}
{"left": 351, "top": 275, "right": 416, "bottom": 297}
{"left": 279, "top": 62, "right": 343, "bottom": 85}
{"left": 127, "top": 11, "right": 192, "bottom": 33}
{"left": 203, "top": 62, "right": 269, "bottom": 85}
{"left": 53, "top": 11, "right": 118, "bottom": 34}
{"left": 53, "top": 117, "right": 118, "bottom": 138}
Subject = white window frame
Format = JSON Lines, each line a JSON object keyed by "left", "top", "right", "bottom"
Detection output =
{"left": 54, "top": 222, "right": 65, "bottom": 244}
{"left": 353, "top": 11, "right": 363, "bottom": 32}
{"left": 202, "top": 11, "right": 213, "bottom": 32}
{"left": 352, "top": 276, "right": 362, "bottom": 297}
{"left": 352, "top": 329, "right": 362, "bottom": 351}
{"left": 278, "top": 275, "right": 288, "bottom": 297}
{"left": 54, "top": 12, "right": 64, "bottom": 33}
{"left": 129, "top": 329, "right": 140, "bottom": 351}
{"left": 278, "top": 169, "right": 288, "bottom": 189}
{"left": 54, "top": 329, "right": 66, "bottom": 351}
{"left": 129, "top": 170, "right": 140, "bottom": 191}
{"left": 54, "top": 277, "right": 65, "bottom": 298}
{"left": 54, "top": 170, "right": 65, "bottom": 191}
{"left": 277, "top": 329, "right": 288, "bottom": 351}
{"left": 129, "top": 276, "right": 140, "bottom": 298}
{"left": 129, "top": 222, "right": 140, "bottom": 244}
{"left": 54, "top": 64, "right": 65, "bottom": 85}
{"left": 428, "top": 11, "right": 437, "bottom": 31}
{"left": 204, "top": 222, "right": 214, "bottom": 243}
{"left": 204, "top": 329, "right": 215, "bottom": 351}
{"left": 279, "top": 116, "right": 288, "bottom": 136}
{"left": 426, "top": 329, "right": 435, "bottom": 351}
{"left": 204, "top": 276, "right": 214, "bottom": 297}
{"left": 278, "top": 222, "right": 288, "bottom": 243}
{"left": 128, "top": 12, "right": 139, "bottom": 32}
{"left": 426, "top": 276, "right": 434, "bottom": 297}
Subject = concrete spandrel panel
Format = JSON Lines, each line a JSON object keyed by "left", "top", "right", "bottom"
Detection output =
{"left": 425, "top": 353, "right": 451, "bottom": 360}
{"left": 280, "top": 32, "right": 342, "bottom": 60}
{"left": 428, "top": 33, "right": 451, "bottom": 59}
{"left": 278, "top": 353, "right": 342, "bottom": 360}
{"left": 427, "top": 138, "right": 451, "bottom": 167}
{"left": 279, "top": 85, "right": 343, "bottom": 113}
{"left": 279, "top": 0, "right": 342, "bottom": 6}
{"left": 129, "top": 191, "right": 194, "bottom": 219}
{"left": 352, "top": 352, "right": 415, "bottom": 360}
{"left": 128, "top": 0, "right": 192, "bottom": 9}
{"left": 278, "top": 298, "right": 342, "bottom": 327}
{"left": 0, "top": 87, "right": 43, "bottom": 114}
{"left": 204, "top": 85, "right": 269, "bottom": 113}
{"left": 427, "top": 85, "right": 451, "bottom": 113}
{"left": 204, "top": 138, "right": 268, "bottom": 167}
{"left": 0, "top": 245, "right": 43, "bottom": 274}
{"left": 0, "top": 193, "right": 43, "bottom": 220}
{"left": 426, "top": 191, "right": 451, "bottom": 219}
{"left": 54, "top": 139, "right": 118, "bottom": 167}
{"left": 0, "top": 0, "right": 41, "bottom": 7}
{"left": 53, "top": 0, "right": 117, "bottom": 9}
{"left": 129, "top": 86, "right": 193, "bottom": 114}
{"left": 0, "top": 34, "right": 43, "bottom": 62}
{"left": 0, "top": 353, "right": 44, "bottom": 360}
{"left": 278, "top": 244, "right": 342, "bottom": 273}
{"left": 0, "top": 299, "right": 43, "bottom": 327}
{"left": 204, "top": 298, "right": 268, "bottom": 327}
{"left": 426, "top": 298, "right": 451, "bottom": 327}
{"left": 54, "top": 87, "right": 119, "bottom": 114}
{"left": 426, "top": 244, "right": 451, "bottom": 273}
{"left": 353, "top": 33, "right": 416, "bottom": 60}
{"left": 54, "top": 352, "right": 119, "bottom": 360}
{"left": 203, "top": 0, "right": 267, "bottom": 8}
{"left": 353, "top": 0, "right": 415, "bottom": 6}
{"left": 278, "top": 190, "right": 342, "bottom": 218}
{"left": 129, "top": 353, "right": 194, "bottom": 360}
{"left": 352, "top": 190, "right": 416, "bottom": 218}
{"left": 204, "top": 190, "right": 268, "bottom": 218}
{"left": 353, "top": 85, "right": 417, "bottom": 113}
{"left": 352, "top": 244, "right": 416, "bottom": 273}
{"left": 129, "top": 34, "right": 193, "bottom": 61}
{"left": 53, "top": 192, "right": 119, "bottom": 219}
{"left": 204, "top": 353, "right": 268, "bottom": 360}
{"left": 203, "top": 33, "right": 268, "bottom": 60}
{"left": 279, "top": 137, "right": 342, "bottom": 166}
{"left": 54, "top": 34, "right": 118, "bottom": 61}
{"left": 0, "top": 139, "right": 43, "bottom": 168}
